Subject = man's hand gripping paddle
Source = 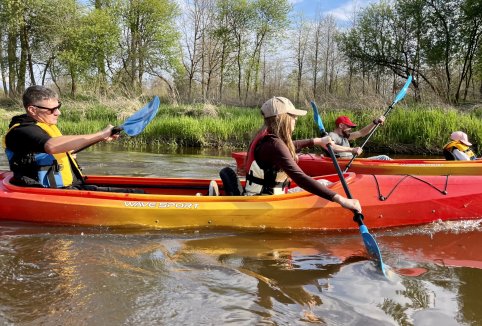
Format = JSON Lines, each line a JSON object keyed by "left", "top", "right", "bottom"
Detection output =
{"left": 343, "top": 75, "right": 412, "bottom": 172}
{"left": 75, "top": 96, "right": 160, "bottom": 153}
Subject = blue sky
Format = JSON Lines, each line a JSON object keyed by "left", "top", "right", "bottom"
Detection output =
{"left": 290, "top": 0, "right": 378, "bottom": 23}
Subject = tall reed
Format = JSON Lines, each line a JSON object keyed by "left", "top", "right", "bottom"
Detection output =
{"left": 1, "top": 102, "right": 481, "bottom": 155}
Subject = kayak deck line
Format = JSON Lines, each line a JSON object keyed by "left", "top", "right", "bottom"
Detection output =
{"left": 371, "top": 174, "right": 449, "bottom": 201}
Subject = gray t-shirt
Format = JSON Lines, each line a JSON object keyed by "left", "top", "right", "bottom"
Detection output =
{"left": 328, "top": 131, "right": 352, "bottom": 158}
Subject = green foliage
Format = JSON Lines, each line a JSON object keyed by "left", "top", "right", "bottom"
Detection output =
{"left": 56, "top": 4, "right": 120, "bottom": 93}
{"left": 254, "top": 0, "right": 291, "bottom": 34}
{"left": 1, "top": 103, "right": 482, "bottom": 155}
{"left": 214, "top": 0, "right": 291, "bottom": 100}
{"left": 340, "top": 0, "right": 481, "bottom": 104}
{"left": 143, "top": 104, "right": 262, "bottom": 147}
{"left": 0, "top": 0, "right": 181, "bottom": 98}
{"left": 116, "top": 0, "right": 181, "bottom": 93}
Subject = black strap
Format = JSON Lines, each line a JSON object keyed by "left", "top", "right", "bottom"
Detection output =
{"left": 66, "top": 154, "right": 85, "bottom": 184}
{"left": 46, "top": 166, "right": 58, "bottom": 188}
{"left": 38, "top": 164, "right": 58, "bottom": 188}
{"left": 246, "top": 171, "right": 286, "bottom": 188}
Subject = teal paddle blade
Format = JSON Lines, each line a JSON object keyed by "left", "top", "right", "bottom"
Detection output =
{"left": 360, "top": 225, "right": 387, "bottom": 276}
{"left": 311, "top": 100, "right": 387, "bottom": 277}
{"left": 393, "top": 75, "right": 412, "bottom": 105}
{"left": 122, "top": 96, "right": 160, "bottom": 136}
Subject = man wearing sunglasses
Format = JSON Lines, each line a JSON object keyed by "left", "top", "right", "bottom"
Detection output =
{"left": 3, "top": 85, "right": 136, "bottom": 192}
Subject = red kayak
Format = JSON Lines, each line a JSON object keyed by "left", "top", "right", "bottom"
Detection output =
{"left": 232, "top": 151, "right": 482, "bottom": 176}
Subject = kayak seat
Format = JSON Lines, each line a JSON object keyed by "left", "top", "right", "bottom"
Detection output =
{"left": 219, "top": 167, "right": 244, "bottom": 196}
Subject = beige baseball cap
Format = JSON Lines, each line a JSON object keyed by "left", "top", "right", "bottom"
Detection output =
{"left": 261, "top": 97, "right": 307, "bottom": 118}
{"left": 450, "top": 131, "right": 472, "bottom": 146}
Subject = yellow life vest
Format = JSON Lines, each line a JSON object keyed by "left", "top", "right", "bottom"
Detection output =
{"left": 4, "top": 122, "right": 83, "bottom": 187}
{"left": 443, "top": 140, "right": 476, "bottom": 160}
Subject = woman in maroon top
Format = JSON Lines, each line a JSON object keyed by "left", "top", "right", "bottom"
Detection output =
{"left": 244, "top": 96, "right": 361, "bottom": 212}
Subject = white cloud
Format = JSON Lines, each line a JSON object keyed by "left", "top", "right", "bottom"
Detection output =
{"left": 326, "top": 0, "right": 377, "bottom": 22}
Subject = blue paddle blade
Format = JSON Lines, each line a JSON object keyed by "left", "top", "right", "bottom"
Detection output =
{"left": 122, "top": 96, "right": 160, "bottom": 136}
{"left": 393, "top": 75, "right": 412, "bottom": 105}
{"left": 359, "top": 225, "right": 386, "bottom": 276}
{"left": 310, "top": 101, "right": 326, "bottom": 133}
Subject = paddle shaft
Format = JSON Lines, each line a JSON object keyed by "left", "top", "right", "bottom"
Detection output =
{"left": 342, "top": 104, "right": 395, "bottom": 173}
{"left": 311, "top": 100, "right": 386, "bottom": 274}
{"left": 320, "top": 132, "right": 365, "bottom": 226}
{"left": 343, "top": 76, "right": 412, "bottom": 173}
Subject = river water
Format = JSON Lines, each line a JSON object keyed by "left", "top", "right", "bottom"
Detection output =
{"left": 1, "top": 147, "right": 481, "bottom": 325}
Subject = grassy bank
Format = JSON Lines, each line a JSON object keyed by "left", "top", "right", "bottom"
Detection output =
{"left": 1, "top": 100, "right": 481, "bottom": 156}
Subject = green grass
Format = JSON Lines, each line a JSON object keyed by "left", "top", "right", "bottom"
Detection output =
{"left": 1, "top": 102, "right": 481, "bottom": 156}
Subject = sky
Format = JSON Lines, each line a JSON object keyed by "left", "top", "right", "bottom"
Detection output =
{"left": 290, "top": 0, "right": 378, "bottom": 24}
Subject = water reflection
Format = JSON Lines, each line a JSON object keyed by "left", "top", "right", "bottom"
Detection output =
{"left": 152, "top": 229, "right": 482, "bottom": 325}
{"left": 0, "top": 235, "right": 79, "bottom": 324}
{"left": 1, "top": 147, "right": 482, "bottom": 324}
{"left": 1, "top": 223, "right": 482, "bottom": 324}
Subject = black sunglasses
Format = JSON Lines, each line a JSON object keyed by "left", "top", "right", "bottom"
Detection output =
{"left": 31, "top": 101, "right": 62, "bottom": 114}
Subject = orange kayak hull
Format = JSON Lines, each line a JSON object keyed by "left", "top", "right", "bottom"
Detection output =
{"left": 0, "top": 171, "right": 481, "bottom": 230}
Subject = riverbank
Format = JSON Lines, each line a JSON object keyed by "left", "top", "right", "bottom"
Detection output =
{"left": 1, "top": 99, "right": 481, "bottom": 155}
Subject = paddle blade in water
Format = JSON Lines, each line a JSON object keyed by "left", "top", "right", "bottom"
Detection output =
{"left": 312, "top": 99, "right": 387, "bottom": 277}
{"left": 360, "top": 225, "right": 387, "bottom": 276}
{"left": 122, "top": 96, "right": 160, "bottom": 136}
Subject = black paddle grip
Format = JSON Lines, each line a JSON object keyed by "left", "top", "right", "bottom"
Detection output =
{"left": 353, "top": 212, "right": 365, "bottom": 226}
{"left": 111, "top": 126, "right": 123, "bottom": 135}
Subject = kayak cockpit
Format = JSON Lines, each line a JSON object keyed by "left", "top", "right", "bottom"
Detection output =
{"left": 0, "top": 170, "right": 352, "bottom": 198}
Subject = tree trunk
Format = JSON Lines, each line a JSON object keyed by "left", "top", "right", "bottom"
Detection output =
{"left": 312, "top": 23, "right": 320, "bottom": 100}
{"left": 41, "top": 57, "right": 53, "bottom": 86}
{"left": 218, "top": 42, "right": 226, "bottom": 102}
{"left": 0, "top": 30, "right": 8, "bottom": 96}
{"left": 21, "top": 23, "right": 36, "bottom": 86}
{"left": 18, "top": 23, "right": 28, "bottom": 95}
{"left": 7, "top": 31, "right": 17, "bottom": 98}
{"left": 235, "top": 30, "right": 243, "bottom": 101}
{"left": 201, "top": 31, "right": 206, "bottom": 101}
{"left": 94, "top": 0, "right": 106, "bottom": 94}
{"left": 70, "top": 67, "right": 77, "bottom": 97}
{"left": 479, "top": 80, "right": 482, "bottom": 100}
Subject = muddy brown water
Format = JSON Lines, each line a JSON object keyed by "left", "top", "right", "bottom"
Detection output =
{"left": 0, "top": 148, "right": 481, "bottom": 325}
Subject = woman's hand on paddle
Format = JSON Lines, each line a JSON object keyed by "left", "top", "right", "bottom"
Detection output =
{"left": 332, "top": 194, "right": 362, "bottom": 213}
{"left": 314, "top": 136, "right": 334, "bottom": 149}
